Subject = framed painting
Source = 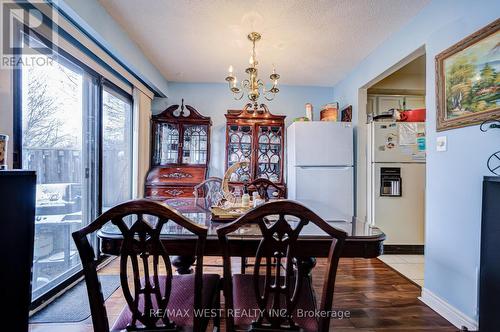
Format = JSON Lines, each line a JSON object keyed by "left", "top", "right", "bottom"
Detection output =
{"left": 436, "top": 19, "right": 500, "bottom": 131}
{"left": 341, "top": 105, "right": 352, "bottom": 122}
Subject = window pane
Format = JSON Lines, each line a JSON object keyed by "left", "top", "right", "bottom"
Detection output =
{"left": 155, "top": 123, "right": 179, "bottom": 165}
{"left": 256, "top": 126, "right": 282, "bottom": 182}
{"left": 182, "top": 125, "right": 207, "bottom": 164}
{"left": 22, "top": 49, "right": 86, "bottom": 300}
{"left": 102, "top": 87, "right": 132, "bottom": 210}
{"left": 227, "top": 125, "right": 253, "bottom": 182}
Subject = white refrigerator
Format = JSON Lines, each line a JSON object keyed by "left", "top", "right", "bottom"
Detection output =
{"left": 369, "top": 122, "right": 426, "bottom": 245}
{"left": 287, "top": 122, "right": 353, "bottom": 221}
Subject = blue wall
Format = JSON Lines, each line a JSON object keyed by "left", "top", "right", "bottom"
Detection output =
{"left": 162, "top": 82, "right": 334, "bottom": 177}
{"left": 59, "top": 0, "right": 170, "bottom": 96}
{"left": 332, "top": 0, "right": 500, "bottom": 326}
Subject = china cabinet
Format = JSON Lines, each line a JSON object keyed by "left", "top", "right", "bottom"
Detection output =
{"left": 224, "top": 105, "right": 286, "bottom": 194}
{"left": 145, "top": 101, "right": 212, "bottom": 200}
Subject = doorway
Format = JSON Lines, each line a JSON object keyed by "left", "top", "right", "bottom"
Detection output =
{"left": 357, "top": 48, "right": 427, "bottom": 287}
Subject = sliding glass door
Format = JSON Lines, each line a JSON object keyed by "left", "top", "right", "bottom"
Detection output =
{"left": 21, "top": 46, "right": 94, "bottom": 300}
{"left": 102, "top": 85, "right": 133, "bottom": 210}
{"left": 17, "top": 30, "right": 133, "bottom": 302}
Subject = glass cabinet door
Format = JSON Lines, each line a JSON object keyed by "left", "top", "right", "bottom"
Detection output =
{"left": 226, "top": 124, "right": 253, "bottom": 182}
{"left": 154, "top": 123, "right": 179, "bottom": 165}
{"left": 181, "top": 124, "right": 208, "bottom": 164}
{"left": 256, "top": 125, "right": 283, "bottom": 182}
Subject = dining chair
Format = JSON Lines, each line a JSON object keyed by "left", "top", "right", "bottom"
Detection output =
{"left": 236, "top": 178, "right": 286, "bottom": 274}
{"left": 249, "top": 178, "right": 286, "bottom": 201}
{"left": 217, "top": 200, "right": 347, "bottom": 332}
{"left": 193, "top": 177, "right": 223, "bottom": 208}
{"left": 72, "top": 199, "right": 220, "bottom": 332}
{"left": 241, "top": 178, "right": 286, "bottom": 274}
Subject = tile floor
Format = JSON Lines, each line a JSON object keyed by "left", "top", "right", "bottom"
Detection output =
{"left": 378, "top": 254, "right": 425, "bottom": 287}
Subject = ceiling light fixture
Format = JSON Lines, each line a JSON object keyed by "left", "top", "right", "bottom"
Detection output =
{"left": 225, "top": 32, "right": 280, "bottom": 110}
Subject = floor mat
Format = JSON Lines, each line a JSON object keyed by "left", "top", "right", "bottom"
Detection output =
{"left": 30, "top": 275, "right": 120, "bottom": 323}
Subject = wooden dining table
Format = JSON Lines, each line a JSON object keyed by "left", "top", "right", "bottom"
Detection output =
{"left": 98, "top": 198, "right": 386, "bottom": 274}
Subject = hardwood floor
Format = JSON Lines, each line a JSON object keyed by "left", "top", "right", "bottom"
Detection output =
{"left": 29, "top": 257, "right": 457, "bottom": 332}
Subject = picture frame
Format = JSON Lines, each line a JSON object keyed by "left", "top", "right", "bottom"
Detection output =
{"left": 435, "top": 18, "right": 500, "bottom": 131}
{"left": 341, "top": 105, "right": 352, "bottom": 122}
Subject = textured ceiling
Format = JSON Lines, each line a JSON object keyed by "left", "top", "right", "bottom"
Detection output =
{"left": 99, "top": 0, "right": 429, "bottom": 87}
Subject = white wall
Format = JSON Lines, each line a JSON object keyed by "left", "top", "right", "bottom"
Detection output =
{"left": 161, "top": 82, "right": 334, "bottom": 177}
{"left": 332, "top": 0, "right": 500, "bottom": 327}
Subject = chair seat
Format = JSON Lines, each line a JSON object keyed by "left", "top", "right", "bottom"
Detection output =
{"left": 112, "top": 273, "right": 220, "bottom": 331}
{"left": 232, "top": 274, "right": 318, "bottom": 332}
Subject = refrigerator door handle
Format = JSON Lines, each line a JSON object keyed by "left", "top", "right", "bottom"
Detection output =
{"left": 298, "top": 166, "right": 352, "bottom": 170}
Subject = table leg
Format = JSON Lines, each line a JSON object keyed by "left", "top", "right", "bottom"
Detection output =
{"left": 172, "top": 255, "right": 196, "bottom": 274}
{"left": 296, "top": 257, "right": 317, "bottom": 276}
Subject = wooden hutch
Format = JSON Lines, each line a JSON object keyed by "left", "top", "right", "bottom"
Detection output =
{"left": 145, "top": 100, "right": 212, "bottom": 200}
{"left": 225, "top": 104, "right": 286, "bottom": 194}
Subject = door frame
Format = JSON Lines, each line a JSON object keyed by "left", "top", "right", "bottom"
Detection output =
{"left": 355, "top": 46, "right": 426, "bottom": 225}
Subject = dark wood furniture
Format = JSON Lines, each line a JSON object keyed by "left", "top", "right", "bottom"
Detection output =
{"left": 479, "top": 176, "right": 500, "bottom": 331}
{"left": 145, "top": 100, "right": 212, "bottom": 200}
{"left": 249, "top": 177, "right": 286, "bottom": 200}
{"left": 225, "top": 105, "right": 286, "bottom": 194}
{"left": 98, "top": 198, "right": 385, "bottom": 275}
{"left": 217, "top": 200, "right": 346, "bottom": 331}
{"left": 0, "top": 170, "right": 36, "bottom": 332}
{"left": 193, "top": 177, "right": 223, "bottom": 209}
{"left": 239, "top": 178, "right": 288, "bottom": 274}
{"left": 72, "top": 199, "right": 220, "bottom": 332}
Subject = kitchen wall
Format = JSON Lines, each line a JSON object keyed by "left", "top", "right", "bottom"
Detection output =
{"left": 332, "top": 0, "right": 500, "bottom": 328}
{"left": 368, "top": 73, "right": 425, "bottom": 94}
{"left": 158, "top": 82, "right": 334, "bottom": 177}
{"left": 368, "top": 55, "right": 426, "bottom": 95}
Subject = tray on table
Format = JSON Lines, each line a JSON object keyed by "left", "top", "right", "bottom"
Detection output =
{"left": 210, "top": 205, "right": 252, "bottom": 223}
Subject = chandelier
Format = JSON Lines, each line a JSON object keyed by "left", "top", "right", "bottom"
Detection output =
{"left": 225, "top": 32, "right": 280, "bottom": 110}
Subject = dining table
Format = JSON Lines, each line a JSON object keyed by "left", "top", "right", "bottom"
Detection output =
{"left": 98, "top": 198, "right": 386, "bottom": 274}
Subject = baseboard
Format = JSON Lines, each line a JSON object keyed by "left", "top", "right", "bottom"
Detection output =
{"left": 383, "top": 244, "right": 424, "bottom": 254}
{"left": 419, "top": 288, "right": 478, "bottom": 331}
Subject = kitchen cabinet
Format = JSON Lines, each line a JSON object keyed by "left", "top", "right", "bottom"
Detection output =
{"left": 377, "top": 96, "right": 402, "bottom": 115}
{"left": 145, "top": 101, "right": 212, "bottom": 200}
{"left": 369, "top": 94, "right": 425, "bottom": 117}
{"left": 405, "top": 96, "right": 425, "bottom": 109}
{"left": 225, "top": 106, "right": 286, "bottom": 193}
